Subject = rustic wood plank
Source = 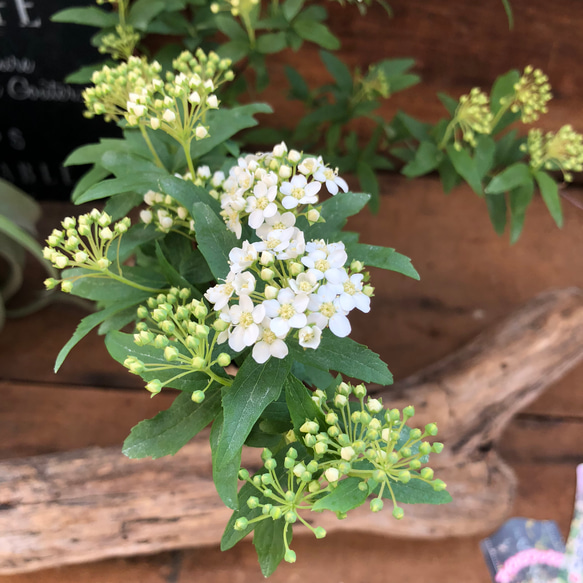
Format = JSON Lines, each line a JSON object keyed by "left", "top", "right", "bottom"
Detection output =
{"left": 262, "top": 0, "right": 583, "bottom": 135}
{"left": 2, "top": 288, "right": 583, "bottom": 574}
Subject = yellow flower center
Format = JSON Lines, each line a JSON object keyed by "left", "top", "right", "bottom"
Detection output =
{"left": 343, "top": 281, "right": 356, "bottom": 295}
{"left": 315, "top": 259, "right": 330, "bottom": 272}
{"left": 321, "top": 302, "right": 335, "bottom": 318}
{"left": 292, "top": 187, "right": 305, "bottom": 200}
{"left": 279, "top": 304, "right": 295, "bottom": 320}
{"left": 240, "top": 312, "right": 254, "bottom": 327}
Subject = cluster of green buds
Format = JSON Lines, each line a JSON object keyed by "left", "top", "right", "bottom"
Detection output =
{"left": 210, "top": 0, "right": 259, "bottom": 21}
{"left": 354, "top": 65, "right": 390, "bottom": 102}
{"left": 83, "top": 57, "right": 162, "bottom": 123}
{"left": 234, "top": 381, "right": 445, "bottom": 563}
{"left": 95, "top": 0, "right": 140, "bottom": 60}
{"left": 140, "top": 189, "right": 195, "bottom": 235}
{"left": 125, "top": 288, "right": 233, "bottom": 399}
{"left": 450, "top": 88, "right": 493, "bottom": 149}
{"left": 504, "top": 65, "right": 552, "bottom": 124}
{"left": 43, "top": 210, "right": 131, "bottom": 293}
{"left": 525, "top": 125, "right": 583, "bottom": 182}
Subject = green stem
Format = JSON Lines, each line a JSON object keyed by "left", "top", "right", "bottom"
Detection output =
{"left": 183, "top": 141, "right": 197, "bottom": 178}
{"left": 241, "top": 13, "right": 256, "bottom": 47}
{"left": 105, "top": 270, "right": 164, "bottom": 293}
{"left": 140, "top": 126, "right": 164, "bottom": 168}
{"left": 437, "top": 119, "right": 457, "bottom": 150}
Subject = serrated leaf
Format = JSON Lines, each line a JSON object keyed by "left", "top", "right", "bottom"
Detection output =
{"left": 190, "top": 104, "right": 272, "bottom": 160}
{"left": 292, "top": 19, "right": 339, "bottom": 50}
{"left": 210, "top": 411, "right": 241, "bottom": 509}
{"left": 306, "top": 191, "right": 370, "bottom": 240}
{"left": 402, "top": 141, "right": 443, "bottom": 177}
{"left": 313, "top": 477, "right": 368, "bottom": 512}
{"left": 192, "top": 202, "right": 237, "bottom": 280}
{"left": 485, "top": 193, "right": 507, "bottom": 235}
{"left": 54, "top": 298, "right": 147, "bottom": 372}
{"left": 320, "top": 50, "right": 353, "bottom": 93}
{"left": 122, "top": 389, "right": 221, "bottom": 459}
{"left": 446, "top": 145, "right": 483, "bottom": 196}
{"left": 253, "top": 518, "right": 291, "bottom": 577}
{"left": 534, "top": 170, "right": 563, "bottom": 228}
{"left": 215, "top": 355, "right": 291, "bottom": 469}
{"left": 382, "top": 478, "right": 452, "bottom": 505}
{"left": 284, "top": 373, "right": 325, "bottom": 432}
{"left": 51, "top": 6, "right": 118, "bottom": 27}
{"left": 485, "top": 163, "right": 532, "bottom": 195}
{"left": 289, "top": 330, "right": 392, "bottom": 385}
{"left": 346, "top": 243, "right": 419, "bottom": 280}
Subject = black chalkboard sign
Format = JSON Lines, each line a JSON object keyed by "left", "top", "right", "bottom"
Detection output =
{"left": 0, "top": 0, "right": 119, "bottom": 200}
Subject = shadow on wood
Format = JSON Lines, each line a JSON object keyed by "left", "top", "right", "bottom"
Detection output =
{"left": 1, "top": 288, "right": 583, "bottom": 574}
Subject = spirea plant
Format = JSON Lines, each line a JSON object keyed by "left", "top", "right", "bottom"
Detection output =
{"left": 43, "top": 6, "right": 451, "bottom": 573}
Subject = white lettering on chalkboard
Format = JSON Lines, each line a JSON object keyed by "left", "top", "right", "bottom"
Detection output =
{"left": 0, "top": 55, "right": 35, "bottom": 73}
{"left": 1, "top": 160, "right": 74, "bottom": 186}
{"left": 6, "top": 76, "right": 83, "bottom": 102}
{"left": 0, "top": 0, "right": 41, "bottom": 27}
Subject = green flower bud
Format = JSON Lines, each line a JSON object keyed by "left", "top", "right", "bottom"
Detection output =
{"left": 164, "top": 346, "right": 179, "bottom": 361}
{"left": 432, "top": 442, "right": 444, "bottom": 454}
{"left": 234, "top": 517, "right": 248, "bottom": 531}
{"left": 284, "top": 457, "right": 295, "bottom": 469}
{"left": 366, "top": 398, "right": 383, "bottom": 414}
{"left": 306, "top": 460, "right": 318, "bottom": 473}
{"left": 261, "top": 473, "right": 273, "bottom": 485}
{"left": 420, "top": 467, "right": 434, "bottom": 480}
{"left": 191, "top": 390, "right": 205, "bottom": 403}
{"left": 353, "top": 383, "right": 367, "bottom": 399}
{"left": 285, "top": 511, "right": 297, "bottom": 523}
{"left": 246, "top": 496, "right": 260, "bottom": 509}
{"left": 328, "top": 426, "right": 340, "bottom": 438}
{"left": 154, "top": 335, "right": 169, "bottom": 349}
{"left": 370, "top": 498, "right": 384, "bottom": 513}
{"left": 398, "top": 470, "right": 411, "bottom": 483}
{"left": 337, "top": 382, "right": 351, "bottom": 396}
{"left": 425, "top": 423, "right": 438, "bottom": 436}
{"left": 44, "top": 278, "right": 58, "bottom": 290}
{"left": 192, "top": 356, "right": 206, "bottom": 369}
{"left": 300, "top": 471, "right": 312, "bottom": 482}
{"left": 160, "top": 320, "right": 175, "bottom": 335}
{"left": 403, "top": 406, "right": 415, "bottom": 419}
{"left": 262, "top": 503, "right": 272, "bottom": 515}
{"left": 217, "top": 353, "right": 231, "bottom": 367}
{"left": 284, "top": 549, "right": 296, "bottom": 563}
{"left": 287, "top": 447, "right": 298, "bottom": 459}
{"left": 419, "top": 442, "right": 432, "bottom": 456}
{"left": 337, "top": 433, "right": 351, "bottom": 447}
{"left": 61, "top": 280, "right": 73, "bottom": 293}
{"left": 392, "top": 506, "right": 404, "bottom": 520}
{"left": 432, "top": 479, "right": 447, "bottom": 491}
{"left": 314, "top": 442, "right": 328, "bottom": 455}
{"left": 410, "top": 428, "right": 423, "bottom": 440}
{"left": 238, "top": 468, "right": 250, "bottom": 480}
{"left": 292, "top": 463, "right": 306, "bottom": 477}
{"left": 325, "top": 412, "right": 338, "bottom": 425}
{"left": 145, "top": 379, "right": 163, "bottom": 395}
{"left": 270, "top": 507, "right": 282, "bottom": 520}
{"left": 314, "top": 526, "right": 326, "bottom": 539}
{"left": 338, "top": 461, "right": 351, "bottom": 475}
{"left": 265, "top": 458, "right": 277, "bottom": 471}
{"left": 304, "top": 434, "right": 317, "bottom": 447}
{"left": 300, "top": 420, "right": 319, "bottom": 434}
{"left": 212, "top": 318, "right": 229, "bottom": 331}
{"left": 308, "top": 480, "right": 321, "bottom": 493}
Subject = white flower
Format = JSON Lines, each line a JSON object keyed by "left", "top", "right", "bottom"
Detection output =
{"left": 256, "top": 212, "right": 296, "bottom": 238}
{"left": 252, "top": 320, "right": 289, "bottom": 363}
{"left": 253, "top": 226, "right": 296, "bottom": 256}
{"left": 212, "top": 171, "right": 225, "bottom": 187}
{"left": 205, "top": 275, "right": 235, "bottom": 310}
{"left": 221, "top": 208, "right": 242, "bottom": 239}
{"left": 308, "top": 285, "right": 351, "bottom": 337}
{"left": 195, "top": 126, "right": 208, "bottom": 139}
{"left": 313, "top": 166, "right": 349, "bottom": 195}
{"left": 263, "top": 288, "right": 309, "bottom": 337}
{"left": 272, "top": 141, "right": 288, "bottom": 157}
{"left": 277, "top": 227, "right": 305, "bottom": 260}
{"left": 229, "top": 241, "right": 258, "bottom": 273}
{"left": 227, "top": 295, "right": 265, "bottom": 352}
{"left": 301, "top": 242, "right": 348, "bottom": 283}
{"left": 334, "top": 272, "right": 371, "bottom": 313}
{"left": 280, "top": 175, "right": 321, "bottom": 209}
{"left": 245, "top": 181, "right": 278, "bottom": 229}
{"left": 289, "top": 272, "right": 319, "bottom": 295}
{"left": 298, "top": 325, "right": 321, "bottom": 349}
{"left": 233, "top": 272, "right": 256, "bottom": 295}
{"left": 140, "top": 209, "right": 153, "bottom": 224}
{"left": 298, "top": 156, "right": 323, "bottom": 176}
{"left": 197, "top": 165, "right": 211, "bottom": 179}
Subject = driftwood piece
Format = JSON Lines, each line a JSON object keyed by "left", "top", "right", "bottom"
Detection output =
{"left": 2, "top": 288, "right": 583, "bottom": 574}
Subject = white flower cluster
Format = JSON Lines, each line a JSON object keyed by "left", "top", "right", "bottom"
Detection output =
{"left": 217, "top": 142, "right": 349, "bottom": 238}
{"left": 204, "top": 229, "right": 372, "bottom": 364}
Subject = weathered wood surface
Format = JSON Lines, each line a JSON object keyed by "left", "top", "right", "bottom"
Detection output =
{"left": 262, "top": 0, "right": 583, "bottom": 135}
{"left": 1, "top": 288, "right": 583, "bottom": 574}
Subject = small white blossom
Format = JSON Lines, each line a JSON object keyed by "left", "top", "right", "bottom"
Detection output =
{"left": 280, "top": 174, "right": 321, "bottom": 209}
{"left": 298, "top": 325, "right": 321, "bottom": 349}
{"left": 252, "top": 320, "right": 289, "bottom": 363}
{"left": 229, "top": 241, "right": 258, "bottom": 273}
{"left": 313, "top": 166, "right": 349, "bottom": 195}
{"left": 226, "top": 294, "right": 265, "bottom": 352}
{"left": 263, "top": 287, "right": 309, "bottom": 336}
{"left": 245, "top": 181, "right": 278, "bottom": 229}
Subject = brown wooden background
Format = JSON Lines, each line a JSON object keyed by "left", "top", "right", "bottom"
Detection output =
{"left": 2, "top": 0, "right": 583, "bottom": 580}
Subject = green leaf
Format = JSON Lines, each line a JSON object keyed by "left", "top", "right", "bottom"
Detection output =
{"left": 71, "top": 166, "right": 111, "bottom": 202}
{"left": 215, "top": 14, "right": 247, "bottom": 41}
{"left": 474, "top": 136, "right": 496, "bottom": 179}
{"left": 291, "top": 362, "right": 335, "bottom": 391}
{"left": 100, "top": 150, "right": 165, "bottom": 178}
{"left": 0, "top": 214, "right": 48, "bottom": 270}
{"left": 284, "top": 374, "right": 325, "bottom": 432}
{"left": 485, "top": 193, "right": 507, "bottom": 235}
{"left": 320, "top": 51, "right": 353, "bottom": 93}
{"left": 158, "top": 175, "right": 219, "bottom": 213}
{"left": 312, "top": 477, "right": 368, "bottom": 512}
{"left": 66, "top": 63, "right": 106, "bottom": 84}
{"left": 306, "top": 191, "right": 370, "bottom": 240}
{"left": 534, "top": 170, "right": 563, "bottom": 228}
{"left": 282, "top": 0, "right": 305, "bottom": 21}
{"left": 128, "top": 0, "right": 166, "bottom": 30}
{"left": 106, "top": 330, "right": 211, "bottom": 391}
{"left": 51, "top": 6, "right": 118, "bottom": 27}
{"left": 485, "top": 163, "right": 532, "bottom": 195}
{"left": 75, "top": 173, "right": 163, "bottom": 204}
{"left": 494, "top": 129, "right": 526, "bottom": 168}
{"left": 446, "top": 146, "right": 483, "bottom": 196}
{"left": 210, "top": 411, "right": 241, "bottom": 509}
{"left": 393, "top": 111, "right": 430, "bottom": 142}
{"left": 190, "top": 104, "right": 272, "bottom": 160}
{"left": 192, "top": 202, "right": 237, "bottom": 280}
{"left": 292, "top": 19, "right": 339, "bottom": 50}
{"left": 289, "top": 330, "right": 393, "bottom": 385}
{"left": 490, "top": 69, "right": 520, "bottom": 115}
{"left": 356, "top": 162, "right": 380, "bottom": 213}
{"left": 54, "top": 298, "right": 147, "bottom": 372}
{"left": 437, "top": 156, "right": 462, "bottom": 194}
{"left": 500, "top": 0, "right": 514, "bottom": 28}
{"left": 256, "top": 32, "right": 288, "bottom": 54}
{"left": 285, "top": 66, "right": 309, "bottom": 101}
{"left": 122, "top": 389, "right": 221, "bottom": 459}
{"left": 382, "top": 478, "right": 452, "bottom": 505}
{"left": 155, "top": 242, "right": 200, "bottom": 295}
{"left": 402, "top": 141, "right": 443, "bottom": 177}
{"left": 346, "top": 243, "right": 419, "bottom": 280}
{"left": 217, "top": 39, "right": 250, "bottom": 62}
{"left": 253, "top": 519, "right": 291, "bottom": 577}
{"left": 437, "top": 92, "right": 458, "bottom": 116}
{"left": 509, "top": 180, "right": 534, "bottom": 244}
{"left": 215, "top": 355, "right": 291, "bottom": 469}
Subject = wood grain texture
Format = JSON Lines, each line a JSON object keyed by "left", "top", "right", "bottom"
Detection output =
{"left": 2, "top": 288, "right": 583, "bottom": 574}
